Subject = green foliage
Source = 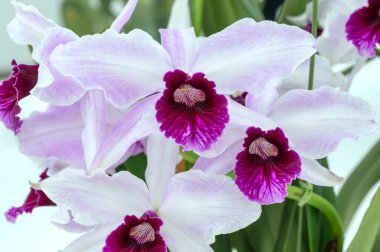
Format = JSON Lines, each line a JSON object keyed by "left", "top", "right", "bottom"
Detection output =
{"left": 115, "top": 153, "right": 147, "bottom": 180}
{"left": 337, "top": 139, "right": 380, "bottom": 228}
{"left": 347, "top": 187, "right": 380, "bottom": 252}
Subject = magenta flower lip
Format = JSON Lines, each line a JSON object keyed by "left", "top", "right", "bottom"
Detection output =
{"left": 155, "top": 69, "right": 229, "bottom": 152}
{"left": 5, "top": 169, "right": 55, "bottom": 224}
{"left": 234, "top": 127, "right": 301, "bottom": 205}
{"left": 103, "top": 210, "right": 166, "bottom": 252}
{"left": 346, "top": 0, "right": 380, "bottom": 57}
{"left": 0, "top": 60, "right": 38, "bottom": 133}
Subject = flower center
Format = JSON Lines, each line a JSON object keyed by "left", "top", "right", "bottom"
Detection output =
{"left": 249, "top": 137, "right": 279, "bottom": 160}
{"left": 129, "top": 222, "right": 156, "bottom": 245}
{"left": 173, "top": 84, "right": 206, "bottom": 107}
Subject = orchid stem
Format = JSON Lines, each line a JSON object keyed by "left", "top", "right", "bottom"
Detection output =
{"left": 308, "top": 0, "right": 319, "bottom": 90}
{"left": 277, "top": 0, "right": 291, "bottom": 23}
{"left": 287, "top": 185, "right": 344, "bottom": 251}
{"left": 193, "top": 0, "right": 204, "bottom": 36}
{"left": 296, "top": 207, "right": 304, "bottom": 252}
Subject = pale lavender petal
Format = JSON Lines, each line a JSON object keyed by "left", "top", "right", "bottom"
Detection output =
{"left": 191, "top": 19, "right": 316, "bottom": 94}
{"left": 161, "top": 221, "right": 214, "bottom": 252}
{"left": 245, "top": 84, "right": 279, "bottom": 115}
{"left": 40, "top": 169, "right": 151, "bottom": 226}
{"left": 110, "top": 0, "right": 139, "bottom": 32}
{"left": 18, "top": 103, "right": 84, "bottom": 165}
{"left": 199, "top": 98, "right": 276, "bottom": 158}
{"left": 90, "top": 94, "right": 160, "bottom": 170}
{"left": 268, "top": 86, "right": 376, "bottom": 159}
{"left": 32, "top": 27, "right": 86, "bottom": 105}
{"left": 50, "top": 29, "right": 172, "bottom": 108}
{"left": 167, "top": 0, "right": 191, "bottom": 29}
{"left": 278, "top": 55, "right": 344, "bottom": 95}
{"left": 160, "top": 28, "right": 196, "bottom": 71}
{"left": 160, "top": 170, "right": 261, "bottom": 242}
{"left": 51, "top": 208, "right": 94, "bottom": 233}
{"left": 63, "top": 224, "right": 117, "bottom": 252}
{"left": 80, "top": 90, "right": 106, "bottom": 169}
{"left": 317, "top": 13, "right": 358, "bottom": 64}
{"left": 145, "top": 134, "right": 178, "bottom": 209}
{"left": 299, "top": 157, "right": 344, "bottom": 186}
{"left": 193, "top": 140, "right": 242, "bottom": 175}
{"left": 7, "top": 1, "right": 57, "bottom": 55}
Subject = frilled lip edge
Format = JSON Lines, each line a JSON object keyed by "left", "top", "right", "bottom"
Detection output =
{"left": 103, "top": 210, "right": 166, "bottom": 252}
{"left": 0, "top": 60, "right": 39, "bottom": 133}
{"left": 346, "top": 0, "right": 380, "bottom": 57}
{"left": 5, "top": 169, "right": 55, "bottom": 223}
{"left": 155, "top": 69, "right": 229, "bottom": 152}
{"left": 234, "top": 127, "right": 301, "bottom": 205}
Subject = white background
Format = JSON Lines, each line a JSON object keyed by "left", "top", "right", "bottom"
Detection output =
{"left": 0, "top": 1, "right": 380, "bottom": 251}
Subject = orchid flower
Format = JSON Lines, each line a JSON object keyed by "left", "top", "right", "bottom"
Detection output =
{"left": 0, "top": 60, "right": 38, "bottom": 133}
{"left": 194, "top": 86, "right": 376, "bottom": 204}
{"left": 290, "top": 0, "right": 370, "bottom": 65}
{"left": 7, "top": 0, "right": 138, "bottom": 105}
{"left": 40, "top": 134, "right": 261, "bottom": 252}
{"left": 45, "top": 3, "right": 316, "bottom": 152}
{"left": 346, "top": 0, "right": 380, "bottom": 57}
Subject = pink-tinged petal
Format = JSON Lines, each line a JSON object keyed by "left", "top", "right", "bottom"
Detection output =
{"left": 299, "top": 157, "right": 344, "bottom": 186}
{"left": 110, "top": 0, "right": 139, "bottom": 32}
{"left": 191, "top": 19, "right": 316, "bottom": 94}
{"left": 50, "top": 209, "right": 94, "bottom": 233}
{"left": 268, "top": 86, "right": 376, "bottom": 159}
{"left": 156, "top": 70, "right": 229, "bottom": 152}
{"left": 228, "top": 97, "right": 276, "bottom": 129}
{"left": 32, "top": 27, "right": 86, "bottom": 106}
{"left": 18, "top": 102, "right": 84, "bottom": 165}
{"left": 7, "top": 2, "right": 57, "bottom": 60}
{"left": 234, "top": 127, "right": 301, "bottom": 205}
{"left": 318, "top": 13, "right": 358, "bottom": 65}
{"left": 63, "top": 224, "right": 117, "bottom": 252}
{"left": 145, "top": 134, "right": 178, "bottom": 209}
{"left": 40, "top": 169, "right": 151, "bottom": 226}
{"left": 81, "top": 90, "right": 106, "bottom": 170}
{"left": 346, "top": 0, "right": 380, "bottom": 57}
{"left": 104, "top": 212, "right": 166, "bottom": 252}
{"left": 193, "top": 140, "right": 242, "bottom": 175}
{"left": 278, "top": 55, "right": 344, "bottom": 95}
{"left": 91, "top": 94, "right": 160, "bottom": 171}
{"left": 0, "top": 60, "right": 39, "bottom": 133}
{"left": 50, "top": 29, "right": 172, "bottom": 109}
{"left": 245, "top": 85, "right": 279, "bottom": 115}
{"left": 167, "top": 0, "right": 191, "bottom": 29}
{"left": 160, "top": 170, "right": 261, "bottom": 242}
{"left": 5, "top": 169, "right": 55, "bottom": 223}
{"left": 161, "top": 221, "right": 214, "bottom": 252}
{"left": 199, "top": 98, "right": 276, "bottom": 158}
{"left": 160, "top": 28, "right": 196, "bottom": 71}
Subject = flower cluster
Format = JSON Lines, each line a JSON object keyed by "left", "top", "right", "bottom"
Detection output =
{"left": 1, "top": 0, "right": 377, "bottom": 251}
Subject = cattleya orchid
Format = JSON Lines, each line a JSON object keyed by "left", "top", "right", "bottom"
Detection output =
{"left": 194, "top": 86, "right": 376, "bottom": 204}
{"left": 40, "top": 135, "right": 261, "bottom": 252}
{"left": 346, "top": 0, "right": 380, "bottom": 57}
{"left": 47, "top": 12, "right": 316, "bottom": 152}
{"left": 291, "top": 0, "right": 379, "bottom": 64}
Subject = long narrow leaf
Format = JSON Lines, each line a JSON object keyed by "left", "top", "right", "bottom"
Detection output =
{"left": 347, "top": 187, "right": 380, "bottom": 252}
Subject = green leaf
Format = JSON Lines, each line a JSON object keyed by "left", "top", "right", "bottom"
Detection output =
{"left": 347, "top": 186, "right": 380, "bottom": 252}
{"left": 306, "top": 206, "right": 318, "bottom": 252}
{"left": 211, "top": 235, "right": 232, "bottom": 252}
{"left": 115, "top": 153, "right": 147, "bottom": 180}
{"left": 245, "top": 203, "right": 285, "bottom": 252}
{"left": 238, "top": 0, "right": 265, "bottom": 21}
{"left": 274, "top": 200, "right": 297, "bottom": 252}
{"left": 337, "top": 139, "right": 380, "bottom": 228}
